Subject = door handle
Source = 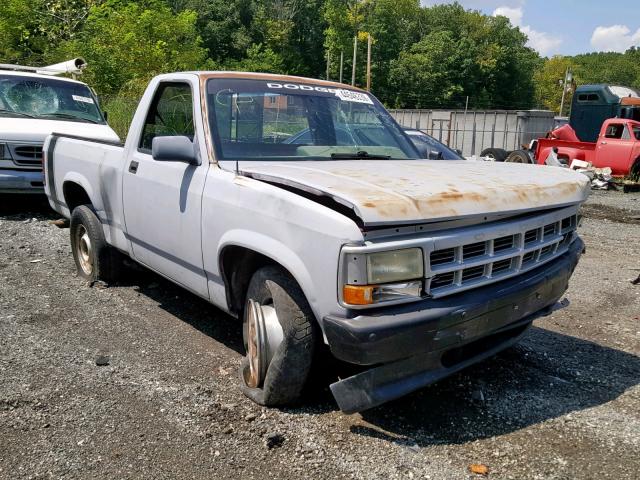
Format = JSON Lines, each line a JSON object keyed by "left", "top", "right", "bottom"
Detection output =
{"left": 600, "top": 141, "right": 607, "bottom": 145}
{"left": 128, "top": 160, "right": 139, "bottom": 174}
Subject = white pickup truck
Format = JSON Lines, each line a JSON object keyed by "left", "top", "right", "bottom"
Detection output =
{"left": 44, "top": 72, "right": 589, "bottom": 413}
{"left": 0, "top": 63, "right": 119, "bottom": 193}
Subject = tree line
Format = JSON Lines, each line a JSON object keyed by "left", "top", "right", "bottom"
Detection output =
{"left": 1, "top": 0, "right": 639, "bottom": 113}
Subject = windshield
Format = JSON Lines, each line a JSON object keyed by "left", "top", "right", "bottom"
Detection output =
{"left": 0, "top": 74, "right": 105, "bottom": 124}
{"left": 207, "top": 78, "right": 419, "bottom": 161}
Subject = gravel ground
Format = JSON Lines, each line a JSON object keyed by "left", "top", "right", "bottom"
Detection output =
{"left": 1, "top": 191, "right": 639, "bottom": 480}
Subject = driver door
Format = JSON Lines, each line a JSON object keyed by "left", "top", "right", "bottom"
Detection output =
{"left": 122, "top": 80, "right": 209, "bottom": 298}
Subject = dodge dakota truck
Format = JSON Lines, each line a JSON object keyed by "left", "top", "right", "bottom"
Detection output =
{"left": 0, "top": 61, "right": 119, "bottom": 193}
{"left": 44, "top": 72, "right": 590, "bottom": 413}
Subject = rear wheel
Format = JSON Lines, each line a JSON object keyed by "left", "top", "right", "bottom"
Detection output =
{"left": 70, "top": 205, "right": 121, "bottom": 283}
{"left": 240, "top": 266, "right": 317, "bottom": 407}
{"left": 480, "top": 148, "right": 508, "bottom": 162}
{"left": 505, "top": 149, "right": 533, "bottom": 164}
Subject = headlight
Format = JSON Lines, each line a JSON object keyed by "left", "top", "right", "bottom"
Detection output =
{"left": 341, "top": 247, "right": 424, "bottom": 307}
{"left": 366, "top": 248, "right": 424, "bottom": 284}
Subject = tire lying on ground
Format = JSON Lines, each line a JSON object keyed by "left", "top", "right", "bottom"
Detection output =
{"left": 240, "top": 265, "right": 317, "bottom": 407}
{"left": 69, "top": 205, "right": 122, "bottom": 283}
{"left": 505, "top": 149, "right": 533, "bottom": 164}
{"left": 479, "top": 147, "right": 508, "bottom": 161}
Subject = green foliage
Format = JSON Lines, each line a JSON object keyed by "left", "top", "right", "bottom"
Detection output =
{"left": 0, "top": 0, "right": 99, "bottom": 64}
{"left": 225, "top": 43, "right": 285, "bottom": 73}
{"left": 388, "top": 5, "right": 540, "bottom": 109}
{"left": 5, "top": 0, "right": 636, "bottom": 117}
{"left": 535, "top": 49, "right": 640, "bottom": 113}
{"left": 53, "top": 0, "right": 209, "bottom": 95}
{"left": 100, "top": 95, "right": 139, "bottom": 138}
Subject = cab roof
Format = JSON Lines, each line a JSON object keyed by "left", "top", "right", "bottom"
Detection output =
{"left": 189, "top": 71, "right": 366, "bottom": 92}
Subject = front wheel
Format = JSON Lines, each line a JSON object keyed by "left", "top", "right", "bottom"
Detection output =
{"left": 240, "top": 266, "right": 317, "bottom": 407}
{"left": 70, "top": 205, "right": 121, "bottom": 283}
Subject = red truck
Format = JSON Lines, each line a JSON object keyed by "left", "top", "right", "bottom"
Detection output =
{"left": 534, "top": 118, "right": 640, "bottom": 177}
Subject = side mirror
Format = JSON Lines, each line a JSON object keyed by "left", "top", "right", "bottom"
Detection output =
{"left": 152, "top": 136, "right": 199, "bottom": 165}
{"left": 428, "top": 150, "right": 442, "bottom": 160}
{"left": 102, "top": 111, "right": 108, "bottom": 121}
{"left": 455, "top": 149, "right": 463, "bottom": 155}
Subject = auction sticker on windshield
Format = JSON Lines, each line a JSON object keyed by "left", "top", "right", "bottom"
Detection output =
{"left": 335, "top": 89, "right": 373, "bottom": 105}
{"left": 72, "top": 95, "right": 94, "bottom": 104}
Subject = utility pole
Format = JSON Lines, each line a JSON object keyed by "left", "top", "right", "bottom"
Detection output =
{"left": 326, "top": 51, "right": 330, "bottom": 81}
{"left": 351, "top": 36, "right": 357, "bottom": 86}
{"left": 339, "top": 50, "right": 344, "bottom": 84}
{"left": 559, "top": 67, "right": 573, "bottom": 117}
{"left": 366, "top": 34, "right": 372, "bottom": 91}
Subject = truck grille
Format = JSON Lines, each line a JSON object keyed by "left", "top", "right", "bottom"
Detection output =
{"left": 425, "top": 210, "right": 578, "bottom": 298}
{"left": 5, "top": 143, "right": 43, "bottom": 168}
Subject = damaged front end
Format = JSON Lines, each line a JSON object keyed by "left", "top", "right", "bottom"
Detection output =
{"left": 327, "top": 237, "right": 582, "bottom": 414}
{"left": 325, "top": 203, "right": 584, "bottom": 413}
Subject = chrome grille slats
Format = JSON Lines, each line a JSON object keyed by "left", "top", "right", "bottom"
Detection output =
{"left": 430, "top": 247, "right": 456, "bottom": 266}
{"left": 425, "top": 211, "right": 578, "bottom": 297}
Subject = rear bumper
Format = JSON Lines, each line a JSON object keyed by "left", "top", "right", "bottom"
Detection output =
{"left": 325, "top": 237, "right": 583, "bottom": 413}
{"left": 0, "top": 169, "right": 44, "bottom": 194}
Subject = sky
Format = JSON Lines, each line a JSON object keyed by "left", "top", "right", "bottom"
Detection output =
{"left": 420, "top": 0, "right": 640, "bottom": 57}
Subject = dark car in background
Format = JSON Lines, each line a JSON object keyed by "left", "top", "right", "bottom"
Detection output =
{"left": 403, "top": 128, "right": 464, "bottom": 160}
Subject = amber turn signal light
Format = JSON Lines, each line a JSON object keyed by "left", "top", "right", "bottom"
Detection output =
{"left": 342, "top": 285, "right": 375, "bottom": 305}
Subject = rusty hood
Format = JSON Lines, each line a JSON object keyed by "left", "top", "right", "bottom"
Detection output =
{"left": 238, "top": 160, "right": 590, "bottom": 226}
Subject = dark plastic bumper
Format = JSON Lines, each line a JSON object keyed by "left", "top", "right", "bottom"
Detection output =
{"left": 325, "top": 238, "right": 583, "bottom": 413}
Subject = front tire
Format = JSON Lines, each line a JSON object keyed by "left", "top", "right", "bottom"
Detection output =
{"left": 240, "top": 266, "right": 317, "bottom": 407}
{"left": 70, "top": 205, "right": 120, "bottom": 283}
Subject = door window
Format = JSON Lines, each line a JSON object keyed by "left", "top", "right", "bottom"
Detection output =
{"left": 604, "top": 123, "right": 625, "bottom": 139}
{"left": 139, "top": 82, "right": 194, "bottom": 152}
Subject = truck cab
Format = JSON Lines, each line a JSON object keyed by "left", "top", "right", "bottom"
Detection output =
{"left": 0, "top": 64, "right": 119, "bottom": 194}
{"left": 569, "top": 84, "right": 640, "bottom": 142}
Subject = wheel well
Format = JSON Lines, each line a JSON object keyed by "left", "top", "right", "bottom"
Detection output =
{"left": 631, "top": 157, "right": 640, "bottom": 181}
{"left": 63, "top": 181, "right": 91, "bottom": 213}
{"left": 219, "top": 246, "right": 280, "bottom": 316}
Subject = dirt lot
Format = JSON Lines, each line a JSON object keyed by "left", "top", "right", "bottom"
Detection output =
{"left": 1, "top": 190, "right": 639, "bottom": 480}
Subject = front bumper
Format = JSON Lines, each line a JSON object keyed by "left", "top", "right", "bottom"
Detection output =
{"left": 0, "top": 169, "right": 44, "bottom": 194}
{"left": 325, "top": 237, "right": 583, "bottom": 413}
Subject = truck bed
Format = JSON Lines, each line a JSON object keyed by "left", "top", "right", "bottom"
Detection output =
{"left": 44, "top": 133, "right": 128, "bottom": 251}
{"left": 535, "top": 138, "right": 596, "bottom": 165}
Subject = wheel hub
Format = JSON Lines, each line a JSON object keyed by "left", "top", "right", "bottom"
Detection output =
{"left": 76, "top": 225, "right": 93, "bottom": 275}
{"left": 243, "top": 299, "right": 284, "bottom": 388}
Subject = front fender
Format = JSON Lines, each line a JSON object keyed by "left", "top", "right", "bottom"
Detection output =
{"left": 217, "top": 229, "right": 318, "bottom": 311}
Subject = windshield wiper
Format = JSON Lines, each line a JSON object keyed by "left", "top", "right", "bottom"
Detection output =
{"left": 330, "top": 150, "right": 391, "bottom": 160}
{"left": 37, "top": 113, "right": 99, "bottom": 124}
{"left": 0, "top": 109, "right": 35, "bottom": 118}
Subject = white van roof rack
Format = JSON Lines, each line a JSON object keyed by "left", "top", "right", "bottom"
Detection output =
{"left": 0, "top": 64, "right": 42, "bottom": 73}
{"left": 0, "top": 58, "right": 87, "bottom": 77}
